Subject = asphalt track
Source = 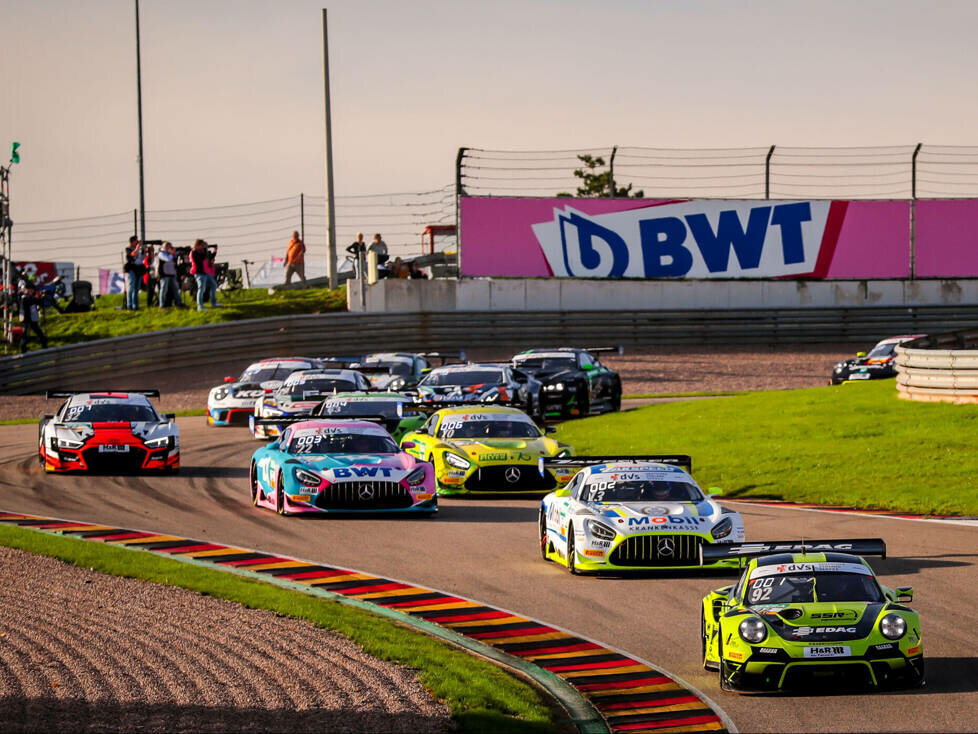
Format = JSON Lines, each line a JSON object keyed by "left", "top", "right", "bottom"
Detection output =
{"left": 3, "top": 418, "right": 978, "bottom": 733}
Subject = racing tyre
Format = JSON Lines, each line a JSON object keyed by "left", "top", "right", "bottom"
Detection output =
{"left": 717, "top": 629, "right": 731, "bottom": 691}
{"left": 539, "top": 509, "right": 550, "bottom": 561}
{"left": 576, "top": 384, "right": 590, "bottom": 418}
{"left": 566, "top": 525, "right": 579, "bottom": 575}
{"left": 250, "top": 462, "right": 260, "bottom": 506}
{"left": 275, "top": 470, "right": 286, "bottom": 515}
{"left": 610, "top": 383, "right": 622, "bottom": 412}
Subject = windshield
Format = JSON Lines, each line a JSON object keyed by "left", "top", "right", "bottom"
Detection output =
{"left": 280, "top": 379, "right": 356, "bottom": 398}
{"left": 63, "top": 402, "right": 158, "bottom": 423}
{"left": 513, "top": 356, "right": 577, "bottom": 371}
{"left": 360, "top": 361, "right": 412, "bottom": 376}
{"left": 288, "top": 432, "right": 399, "bottom": 454}
{"left": 866, "top": 343, "right": 897, "bottom": 360}
{"left": 579, "top": 480, "right": 702, "bottom": 503}
{"left": 420, "top": 370, "right": 504, "bottom": 387}
{"left": 746, "top": 571, "right": 883, "bottom": 605}
{"left": 240, "top": 365, "right": 304, "bottom": 384}
{"left": 437, "top": 418, "right": 540, "bottom": 439}
{"left": 317, "top": 399, "right": 403, "bottom": 418}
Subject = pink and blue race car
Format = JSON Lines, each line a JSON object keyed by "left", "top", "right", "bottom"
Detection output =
{"left": 249, "top": 419, "right": 437, "bottom": 516}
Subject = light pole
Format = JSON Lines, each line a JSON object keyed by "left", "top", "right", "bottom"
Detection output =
{"left": 135, "top": 0, "right": 146, "bottom": 245}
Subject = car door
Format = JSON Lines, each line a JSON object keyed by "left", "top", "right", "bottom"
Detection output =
{"left": 402, "top": 412, "right": 439, "bottom": 459}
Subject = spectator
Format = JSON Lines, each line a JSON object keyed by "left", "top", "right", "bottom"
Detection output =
{"left": 190, "top": 239, "right": 210, "bottom": 311}
{"left": 285, "top": 230, "right": 306, "bottom": 284}
{"left": 18, "top": 282, "right": 48, "bottom": 352}
{"left": 203, "top": 242, "right": 220, "bottom": 308}
{"left": 408, "top": 260, "right": 428, "bottom": 279}
{"left": 123, "top": 236, "right": 144, "bottom": 310}
{"left": 390, "top": 256, "right": 410, "bottom": 279}
{"left": 346, "top": 233, "right": 367, "bottom": 279}
{"left": 369, "top": 233, "right": 388, "bottom": 260}
{"left": 157, "top": 242, "right": 179, "bottom": 308}
{"left": 143, "top": 243, "right": 158, "bottom": 308}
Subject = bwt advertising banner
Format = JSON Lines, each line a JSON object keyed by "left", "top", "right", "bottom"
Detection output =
{"left": 460, "top": 197, "right": 914, "bottom": 279}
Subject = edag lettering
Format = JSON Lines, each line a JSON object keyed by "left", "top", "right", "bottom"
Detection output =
{"left": 541, "top": 201, "right": 823, "bottom": 278}
{"left": 331, "top": 467, "right": 394, "bottom": 478}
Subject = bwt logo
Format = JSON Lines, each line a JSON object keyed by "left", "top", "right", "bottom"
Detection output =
{"left": 332, "top": 467, "right": 394, "bottom": 478}
{"left": 532, "top": 200, "right": 832, "bottom": 279}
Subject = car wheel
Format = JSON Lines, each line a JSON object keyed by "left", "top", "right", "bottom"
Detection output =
{"left": 539, "top": 509, "right": 550, "bottom": 561}
{"left": 610, "top": 383, "right": 622, "bottom": 412}
{"left": 577, "top": 384, "right": 591, "bottom": 417}
{"left": 717, "top": 626, "right": 730, "bottom": 691}
{"left": 275, "top": 470, "right": 286, "bottom": 515}
{"left": 566, "top": 525, "right": 578, "bottom": 575}
{"left": 250, "top": 462, "right": 260, "bottom": 506}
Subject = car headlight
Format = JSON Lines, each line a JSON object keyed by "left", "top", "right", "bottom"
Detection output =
{"left": 444, "top": 452, "right": 471, "bottom": 470}
{"left": 57, "top": 437, "right": 84, "bottom": 449}
{"left": 585, "top": 519, "right": 616, "bottom": 541}
{"left": 389, "top": 378, "right": 406, "bottom": 391}
{"left": 880, "top": 613, "right": 907, "bottom": 640}
{"left": 739, "top": 617, "right": 768, "bottom": 644}
{"left": 711, "top": 517, "right": 733, "bottom": 539}
{"left": 405, "top": 467, "right": 427, "bottom": 486}
{"left": 144, "top": 436, "right": 172, "bottom": 449}
{"left": 295, "top": 468, "right": 322, "bottom": 487}
{"left": 213, "top": 387, "right": 229, "bottom": 401}
{"left": 545, "top": 383, "right": 565, "bottom": 392}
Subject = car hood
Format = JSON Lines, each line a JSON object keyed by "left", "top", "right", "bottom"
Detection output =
{"left": 447, "top": 437, "right": 556, "bottom": 459}
{"left": 752, "top": 602, "right": 885, "bottom": 642}
{"left": 584, "top": 500, "right": 720, "bottom": 535}
{"left": 288, "top": 453, "right": 417, "bottom": 481}
{"left": 524, "top": 368, "right": 576, "bottom": 383}
{"left": 57, "top": 421, "right": 172, "bottom": 443}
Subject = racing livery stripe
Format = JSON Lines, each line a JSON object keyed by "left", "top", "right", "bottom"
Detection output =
{"left": 0, "top": 511, "right": 728, "bottom": 734}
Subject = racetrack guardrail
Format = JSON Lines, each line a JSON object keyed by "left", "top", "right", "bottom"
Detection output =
{"left": 895, "top": 330, "right": 978, "bottom": 403}
{"left": 3, "top": 305, "right": 978, "bottom": 394}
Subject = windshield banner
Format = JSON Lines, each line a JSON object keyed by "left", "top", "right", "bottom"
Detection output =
{"left": 460, "top": 197, "right": 915, "bottom": 279}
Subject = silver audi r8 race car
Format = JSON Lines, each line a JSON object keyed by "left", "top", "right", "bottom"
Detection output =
{"left": 539, "top": 456, "right": 745, "bottom": 573}
{"left": 38, "top": 390, "right": 179, "bottom": 473}
{"left": 207, "top": 357, "right": 323, "bottom": 426}
{"left": 251, "top": 368, "right": 373, "bottom": 439}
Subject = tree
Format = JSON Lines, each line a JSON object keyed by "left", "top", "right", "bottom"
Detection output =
{"left": 558, "top": 154, "right": 643, "bottom": 198}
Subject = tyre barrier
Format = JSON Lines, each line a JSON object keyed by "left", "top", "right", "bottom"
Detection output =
{"left": 895, "top": 329, "right": 978, "bottom": 404}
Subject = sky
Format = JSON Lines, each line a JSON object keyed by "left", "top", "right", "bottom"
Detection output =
{"left": 2, "top": 0, "right": 978, "bottom": 224}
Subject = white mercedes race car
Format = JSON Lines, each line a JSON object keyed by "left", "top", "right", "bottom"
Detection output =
{"left": 539, "top": 456, "right": 745, "bottom": 573}
{"left": 207, "top": 357, "right": 323, "bottom": 426}
{"left": 251, "top": 368, "right": 373, "bottom": 439}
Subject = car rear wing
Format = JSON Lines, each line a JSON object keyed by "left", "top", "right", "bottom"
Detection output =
{"left": 699, "top": 538, "right": 887, "bottom": 566}
{"left": 46, "top": 389, "right": 161, "bottom": 399}
{"left": 583, "top": 346, "right": 625, "bottom": 356}
{"left": 540, "top": 454, "right": 693, "bottom": 473}
{"left": 321, "top": 356, "right": 364, "bottom": 368}
{"left": 419, "top": 350, "right": 467, "bottom": 365}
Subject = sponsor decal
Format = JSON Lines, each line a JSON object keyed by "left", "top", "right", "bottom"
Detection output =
{"left": 727, "top": 651, "right": 744, "bottom": 660}
{"left": 803, "top": 646, "right": 850, "bottom": 658}
{"left": 415, "top": 493, "right": 434, "bottom": 501}
{"left": 752, "top": 562, "right": 872, "bottom": 579}
{"left": 331, "top": 466, "right": 395, "bottom": 479}
{"left": 810, "top": 610, "right": 859, "bottom": 621}
{"left": 358, "top": 485, "right": 375, "bottom": 501}
{"left": 758, "top": 647, "right": 779, "bottom": 654}
{"left": 504, "top": 467, "right": 522, "bottom": 483}
{"left": 792, "top": 626, "right": 857, "bottom": 637}
{"left": 447, "top": 470, "right": 466, "bottom": 478}
{"left": 479, "top": 453, "right": 509, "bottom": 461}
{"left": 290, "top": 494, "right": 312, "bottom": 503}
{"left": 627, "top": 516, "right": 705, "bottom": 527}
{"left": 591, "top": 540, "right": 612, "bottom": 548}
{"left": 584, "top": 549, "right": 605, "bottom": 557}
{"left": 657, "top": 537, "right": 675, "bottom": 557}
{"left": 907, "top": 645, "right": 921, "bottom": 656}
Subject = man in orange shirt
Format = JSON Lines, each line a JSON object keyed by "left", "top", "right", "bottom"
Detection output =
{"left": 284, "top": 230, "right": 306, "bottom": 284}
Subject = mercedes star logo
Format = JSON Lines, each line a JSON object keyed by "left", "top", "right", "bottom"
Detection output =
{"left": 657, "top": 537, "right": 675, "bottom": 557}
{"left": 358, "top": 486, "right": 375, "bottom": 500}
{"left": 504, "top": 467, "right": 521, "bottom": 483}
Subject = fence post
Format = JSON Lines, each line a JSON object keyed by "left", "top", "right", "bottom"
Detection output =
{"left": 300, "top": 192, "right": 305, "bottom": 243}
{"left": 910, "top": 143, "right": 922, "bottom": 280}
{"left": 609, "top": 145, "right": 618, "bottom": 196}
{"left": 455, "top": 148, "right": 468, "bottom": 280}
{"left": 765, "top": 145, "right": 776, "bottom": 199}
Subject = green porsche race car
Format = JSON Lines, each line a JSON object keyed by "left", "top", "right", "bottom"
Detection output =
{"left": 399, "top": 405, "right": 575, "bottom": 495}
{"left": 700, "top": 539, "right": 924, "bottom": 692}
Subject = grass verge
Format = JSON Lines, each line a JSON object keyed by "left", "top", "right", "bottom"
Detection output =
{"left": 622, "top": 390, "right": 745, "bottom": 399}
{"left": 0, "top": 523, "right": 556, "bottom": 733}
{"left": 21, "top": 286, "right": 347, "bottom": 349}
{"left": 557, "top": 379, "right": 978, "bottom": 516}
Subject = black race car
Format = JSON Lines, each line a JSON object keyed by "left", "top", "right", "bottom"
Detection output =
{"left": 510, "top": 347, "right": 623, "bottom": 419}
{"left": 830, "top": 335, "right": 925, "bottom": 385}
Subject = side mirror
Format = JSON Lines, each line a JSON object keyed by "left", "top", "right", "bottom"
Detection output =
{"left": 42, "top": 413, "right": 54, "bottom": 421}
{"left": 896, "top": 586, "right": 914, "bottom": 603}
{"left": 223, "top": 376, "right": 235, "bottom": 383}
{"left": 164, "top": 413, "right": 176, "bottom": 421}
{"left": 554, "top": 488, "right": 571, "bottom": 497}
{"left": 401, "top": 441, "right": 416, "bottom": 450}
{"left": 581, "top": 363, "right": 595, "bottom": 371}
{"left": 856, "top": 352, "right": 866, "bottom": 358}
{"left": 545, "top": 425, "right": 557, "bottom": 434}
{"left": 708, "top": 486, "right": 724, "bottom": 497}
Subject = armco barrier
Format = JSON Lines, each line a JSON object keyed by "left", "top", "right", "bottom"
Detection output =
{"left": 895, "top": 330, "right": 978, "bottom": 403}
{"left": 4, "top": 306, "right": 978, "bottom": 395}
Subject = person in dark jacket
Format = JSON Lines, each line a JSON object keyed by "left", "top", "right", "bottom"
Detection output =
{"left": 18, "top": 283, "right": 48, "bottom": 352}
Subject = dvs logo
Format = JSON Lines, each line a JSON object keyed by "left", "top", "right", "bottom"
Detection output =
{"left": 531, "top": 200, "right": 833, "bottom": 278}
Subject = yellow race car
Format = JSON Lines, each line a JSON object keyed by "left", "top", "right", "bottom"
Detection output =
{"left": 400, "top": 405, "right": 574, "bottom": 495}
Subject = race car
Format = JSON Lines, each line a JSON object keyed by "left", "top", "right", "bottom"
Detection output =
{"left": 207, "top": 357, "right": 323, "bottom": 426}
{"left": 251, "top": 369, "right": 373, "bottom": 439}
{"left": 400, "top": 405, "right": 575, "bottom": 495}
{"left": 538, "top": 457, "right": 744, "bottom": 573}
{"left": 700, "top": 539, "right": 924, "bottom": 691}
{"left": 38, "top": 390, "right": 179, "bottom": 473}
{"left": 413, "top": 363, "right": 544, "bottom": 420}
{"left": 350, "top": 352, "right": 465, "bottom": 391}
{"left": 511, "top": 347, "right": 623, "bottom": 418}
{"left": 252, "top": 392, "right": 427, "bottom": 442}
{"left": 829, "top": 335, "right": 925, "bottom": 384}
{"left": 249, "top": 419, "right": 436, "bottom": 516}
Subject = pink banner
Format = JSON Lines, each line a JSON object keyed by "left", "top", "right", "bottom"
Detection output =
{"left": 915, "top": 200, "right": 978, "bottom": 277}
{"left": 460, "top": 197, "right": 911, "bottom": 279}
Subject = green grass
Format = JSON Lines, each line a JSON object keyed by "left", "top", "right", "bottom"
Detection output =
{"left": 623, "top": 390, "right": 745, "bottom": 399}
{"left": 556, "top": 379, "right": 978, "bottom": 516}
{"left": 30, "top": 287, "right": 347, "bottom": 348}
{"left": 0, "top": 523, "right": 555, "bottom": 734}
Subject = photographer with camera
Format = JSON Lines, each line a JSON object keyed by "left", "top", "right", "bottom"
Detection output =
{"left": 190, "top": 239, "right": 220, "bottom": 310}
{"left": 157, "top": 241, "right": 180, "bottom": 308}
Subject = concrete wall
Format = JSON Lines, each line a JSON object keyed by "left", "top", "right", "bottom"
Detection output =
{"left": 347, "top": 278, "right": 978, "bottom": 313}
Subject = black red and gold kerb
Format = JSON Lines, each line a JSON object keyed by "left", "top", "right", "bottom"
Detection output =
{"left": 0, "top": 511, "right": 727, "bottom": 734}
